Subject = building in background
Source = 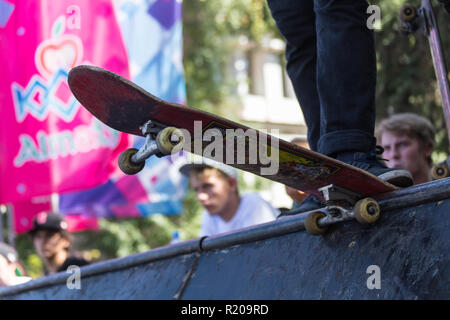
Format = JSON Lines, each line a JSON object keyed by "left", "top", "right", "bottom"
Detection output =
{"left": 231, "top": 36, "right": 307, "bottom": 209}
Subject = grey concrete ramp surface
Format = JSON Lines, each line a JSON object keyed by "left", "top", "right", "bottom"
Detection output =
{"left": 0, "top": 179, "right": 449, "bottom": 300}
{"left": 185, "top": 201, "right": 449, "bottom": 299}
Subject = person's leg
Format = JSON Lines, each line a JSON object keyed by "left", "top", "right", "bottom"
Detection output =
{"left": 266, "top": 0, "right": 320, "bottom": 152}
{"left": 267, "top": 0, "right": 328, "bottom": 214}
{"left": 268, "top": 0, "right": 412, "bottom": 217}
{"left": 313, "top": 0, "right": 412, "bottom": 187}
{"left": 314, "top": 0, "right": 376, "bottom": 156}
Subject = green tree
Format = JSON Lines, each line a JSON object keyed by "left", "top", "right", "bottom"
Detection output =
{"left": 182, "top": 0, "right": 279, "bottom": 117}
{"left": 372, "top": 0, "right": 450, "bottom": 159}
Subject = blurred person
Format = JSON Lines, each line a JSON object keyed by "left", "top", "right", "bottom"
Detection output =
{"left": 266, "top": 0, "right": 413, "bottom": 214}
{"left": 29, "top": 212, "right": 89, "bottom": 275}
{"left": 0, "top": 242, "right": 32, "bottom": 286}
{"left": 375, "top": 113, "right": 435, "bottom": 185}
{"left": 180, "top": 159, "right": 278, "bottom": 236}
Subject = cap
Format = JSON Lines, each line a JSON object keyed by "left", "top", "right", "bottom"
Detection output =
{"left": 179, "top": 158, "right": 238, "bottom": 179}
{"left": 29, "top": 211, "right": 68, "bottom": 234}
{"left": 0, "top": 242, "right": 18, "bottom": 263}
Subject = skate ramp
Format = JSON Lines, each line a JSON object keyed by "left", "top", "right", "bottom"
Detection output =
{"left": 1, "top": 179, "right": 449, "bottom": 300}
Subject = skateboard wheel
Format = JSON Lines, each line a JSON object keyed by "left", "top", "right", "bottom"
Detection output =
{"left": 431, "top": 163, "right": 449, "bottom": 180}
{"left": 354, "top": 198, "right": 380, "bottom": 224}
{"left": 304, "top": 211, "right": 327, "bottom": 235}
{"left": 156, "top": 127, "right": 185, "bottom": 155}
{"left": 399, "top": 4, "right": 417, "bottom": 22}
{"left": 118, "top": 148, "right": 145, "bottom": 175}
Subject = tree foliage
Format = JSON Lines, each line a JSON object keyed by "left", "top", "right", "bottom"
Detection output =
{"left": 372, "top": 0, "right": 450, "bottom": 159}
{"left": 182, "top": 0, "right": 279, "bottom": 116}
{"left": 183, "top": 0, "right": 450, "bottom": 158}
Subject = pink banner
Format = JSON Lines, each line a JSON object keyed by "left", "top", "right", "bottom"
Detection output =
{"left": 0, "top": 0, "right": 131, "bottom": 203}
{"left": 11, "top": 196, "right": 99, "bottom": 233}
{"left": 11, "top": 196, "right": 52, "bottom": 234}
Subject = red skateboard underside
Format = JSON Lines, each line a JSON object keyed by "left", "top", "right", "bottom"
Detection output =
{"left": 68, "top": 65, "right": 397, "bottom": 199}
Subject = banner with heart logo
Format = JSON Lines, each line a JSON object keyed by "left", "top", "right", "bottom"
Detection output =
{"left": 0, "top": 1, "right": 130, "bottom": 204}
{"left": 58, "top": 0, "right": 189, "bottom": 220}
{"left": 1, "top": 0, "right": 188, "bottom": 234}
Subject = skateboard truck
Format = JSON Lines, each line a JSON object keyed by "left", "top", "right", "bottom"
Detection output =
{"left": 118, "top": 120, "right": 185, "bottom": 175}
{"left": 303, "top": 184, "right": 381, "bottom": 235}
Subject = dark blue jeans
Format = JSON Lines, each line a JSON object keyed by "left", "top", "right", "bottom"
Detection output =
{"left": 267, "top": 0, "right": 377, "bottom": 156}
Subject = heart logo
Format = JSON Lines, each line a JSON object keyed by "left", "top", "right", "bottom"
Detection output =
{"left": 35, "top": 35, "right": 83, "bottom": 78}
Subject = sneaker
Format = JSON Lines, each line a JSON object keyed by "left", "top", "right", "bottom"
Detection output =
{"left": 335, "top": 146, "right": 413, "bottom": 188}
{"left": 278, "top": 146, "right": 413, "bottom": 218}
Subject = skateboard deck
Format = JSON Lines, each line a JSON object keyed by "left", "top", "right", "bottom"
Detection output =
{"left": 399, "top": 0, "right": 450, "bottom": 179}
{"left": 68, "top": 65, "right": 397, "bottom": 203}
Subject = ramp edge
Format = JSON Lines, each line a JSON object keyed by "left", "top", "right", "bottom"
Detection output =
{"left": 1, "top": 178, "right": 449, "bottom": 298}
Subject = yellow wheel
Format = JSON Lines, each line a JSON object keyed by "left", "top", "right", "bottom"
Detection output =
{"left": 156, "top": 127, "right": 185, "bottom": 155}
{"left": 304, "top": 211, "right": 327, "bottom": 235}
{"left": 431, "top": 163, "right": 449, "bottom": 180}
{"left": 399, "top": 4, "right": 417, "bottom": 22}
{"left": 354, "top": 198, "right": 380, "bottom": 224}
{"left": 118, "top": 148, "right": 145, "bottom": 175}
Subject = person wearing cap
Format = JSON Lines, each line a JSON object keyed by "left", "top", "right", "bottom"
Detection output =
{"left": 0, "top": 242, "right": 32, "bottom": 287}
{"left": 180, "top": 158, "right": 278, "bottom": 236}
{"left": 29, "top": 211, "right": 89, "bottom": 275}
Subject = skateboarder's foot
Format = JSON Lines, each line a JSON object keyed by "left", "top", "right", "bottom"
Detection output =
{"left": 278, "top": 146, "right": 413, "bottom": 218}
{"left": 335, "top": 146, "right": 414, "bottom": 188}
{"left": 277, "top": 195, "right": 325, "bottom": 218}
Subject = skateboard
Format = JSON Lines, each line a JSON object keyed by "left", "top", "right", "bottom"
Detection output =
{"left": 68, "top": 65, "right": 399, "bottom": 235}
{"left": 399, "top": 0, "right": 450, "bottom": 180}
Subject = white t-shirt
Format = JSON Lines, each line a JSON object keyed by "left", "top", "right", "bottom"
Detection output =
{"left": 200, "top": 193, "right": 278, "bottom": 237}
{"left": 11, "top": 276, "right": 32, "bottom": 286}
